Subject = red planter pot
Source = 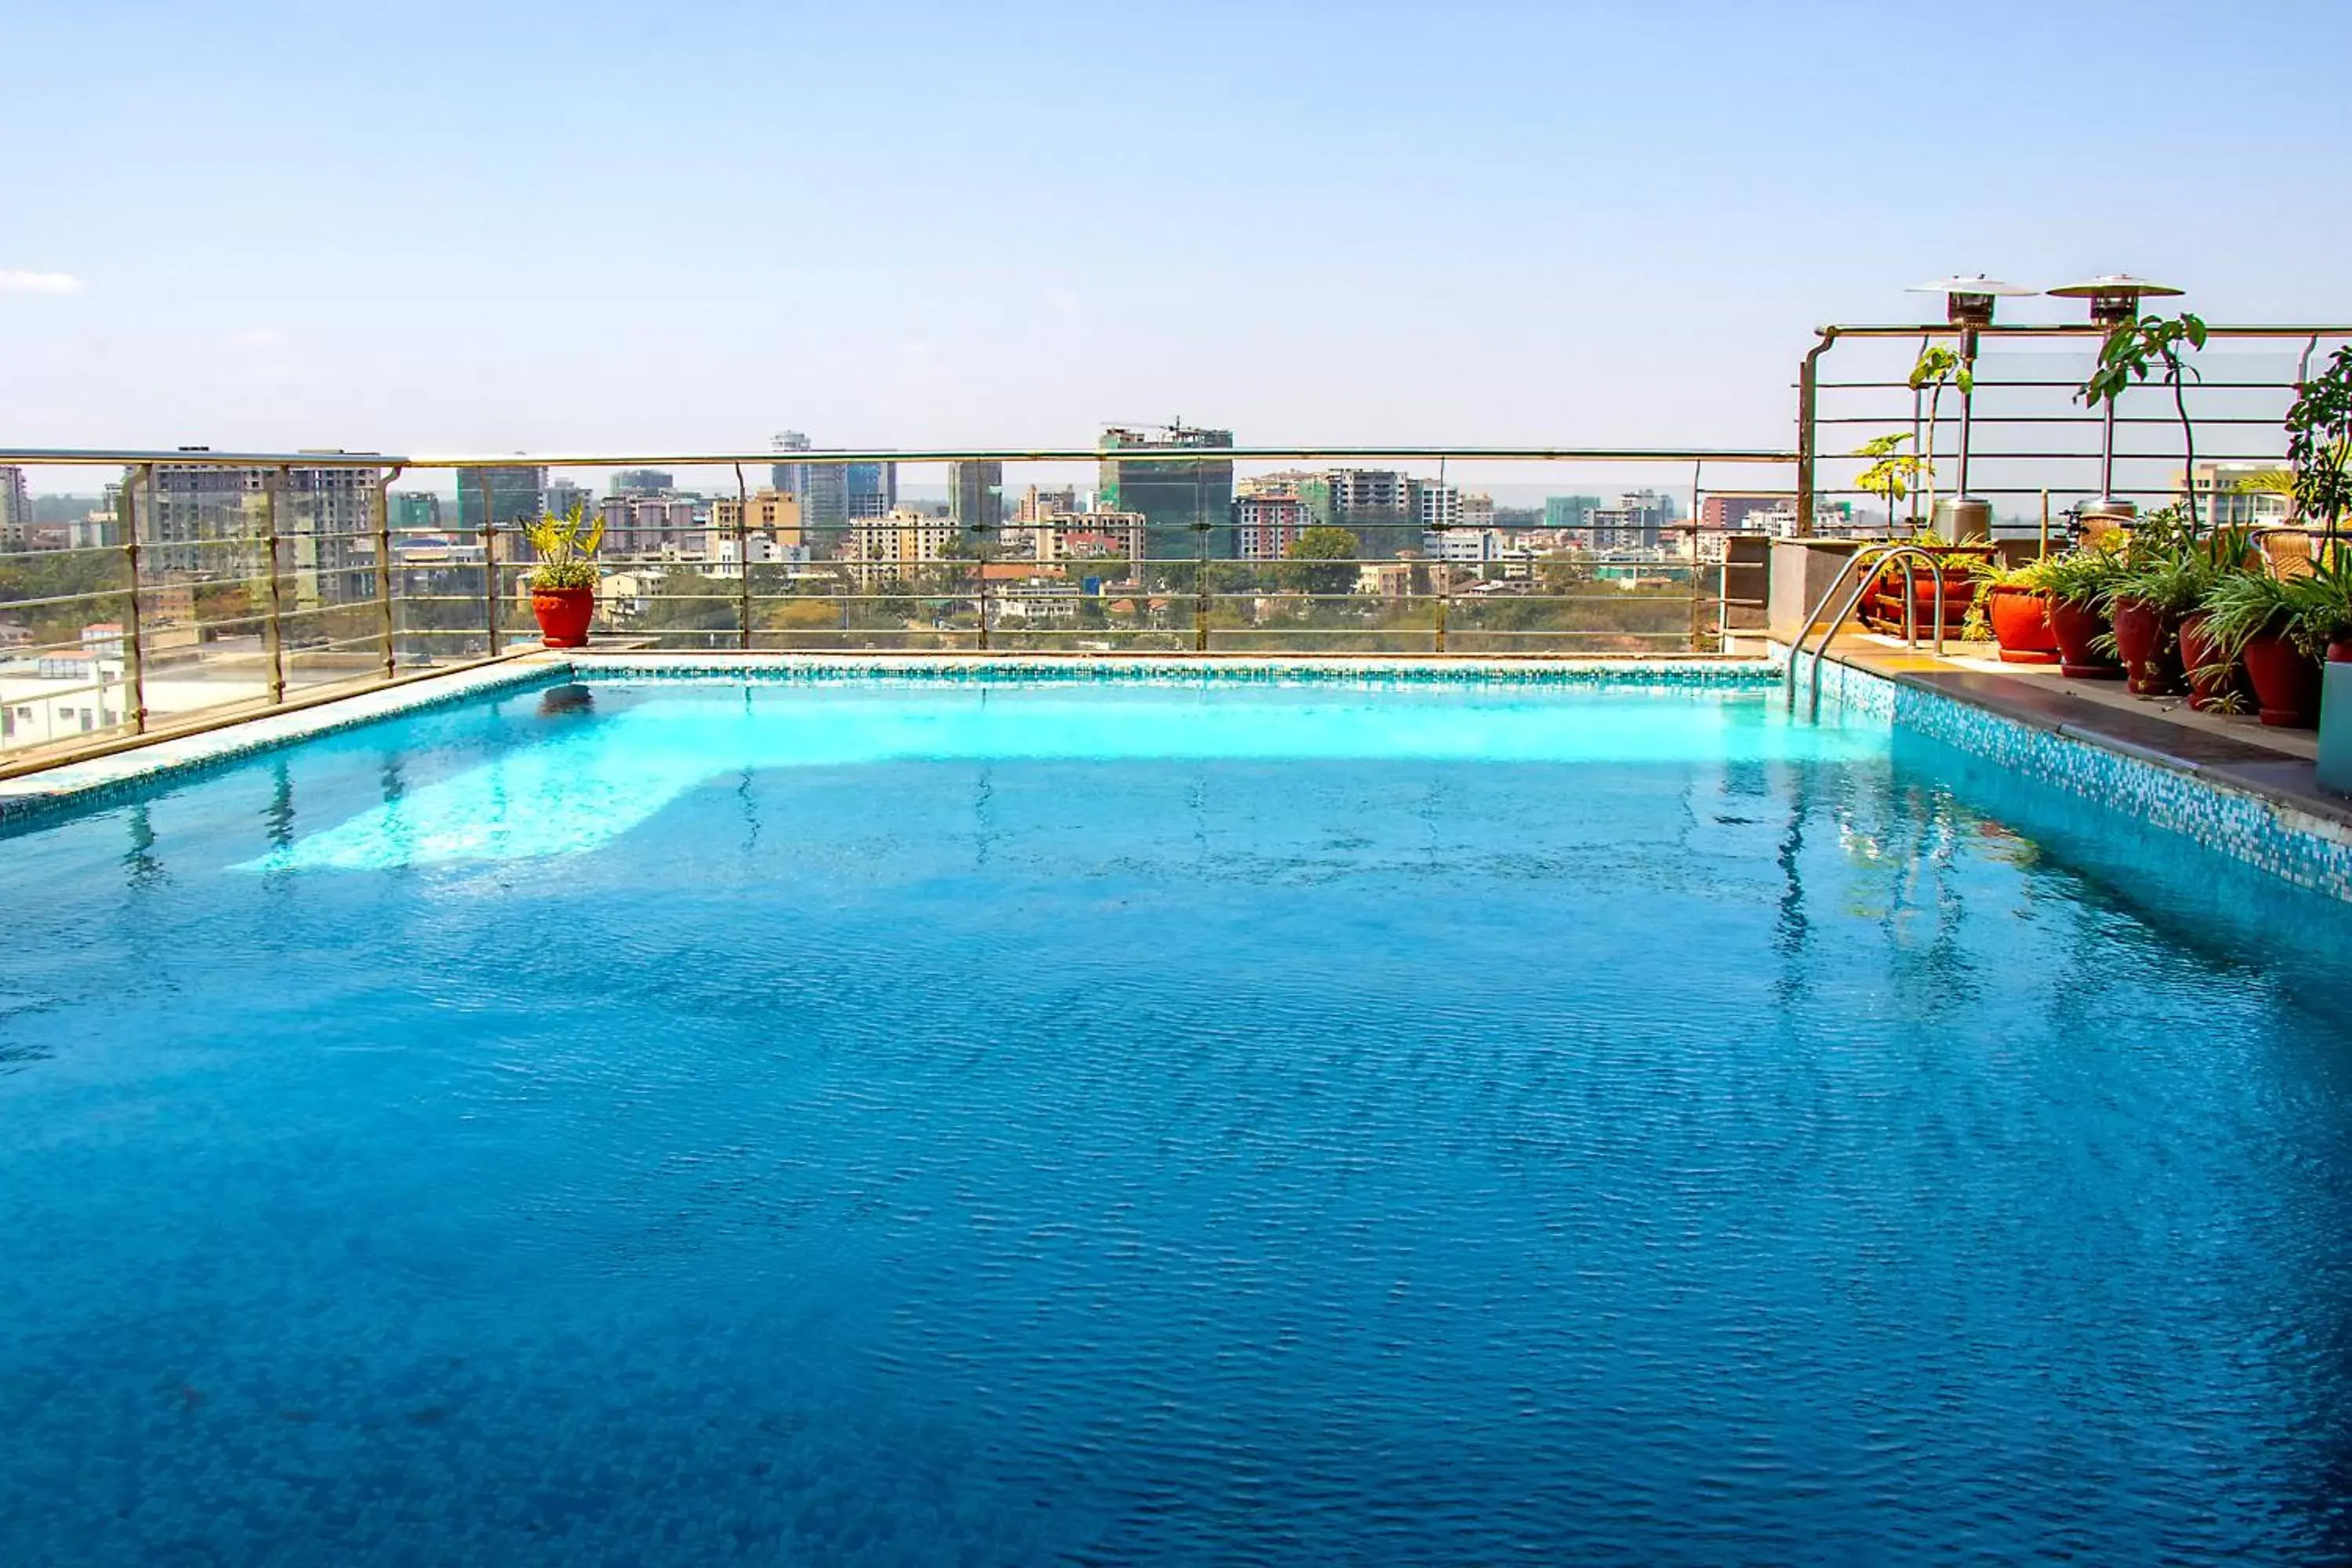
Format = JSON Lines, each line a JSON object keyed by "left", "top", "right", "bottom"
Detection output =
{"left": 2109, "top": 597, "right": 2185, "bottom": 697}
{"left": 1985, "top": 585, "right": 2059, "bottom": 663}
{"left": 1864, "top": 583, "right": 1974, "bottom": 636}
{"left": 2178, "top": 612, "right": 2251, "bottom": 713}
{"left": 2241, "top": 629, "right": 2322, "bottom": 727}
{"left": 532, "top": 586, "right": 596, "bottom": 648}
{"left": 2046, "top": 597, "right": 2123, "bottom": 680}
{"left": 2332, "top": 639, "right": 2352, "bottom": 664}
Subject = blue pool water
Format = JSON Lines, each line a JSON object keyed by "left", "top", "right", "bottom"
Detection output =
{"left": 4, "top": 671, "right": 2351, "bottom": 1564}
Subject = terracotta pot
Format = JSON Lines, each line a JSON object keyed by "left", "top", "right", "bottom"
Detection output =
{"left": 1864, "top": 578, "right": 1973, "bottom": 636}
{"left": 2241, "top": 629, "right": 2323, "bottom": 727}
{"left": 1985, "top": 584, "right": 2059, "bottom": 663}
{"left": 2331, "top": 638, "right": 2352, "bottom": 664}
{"left": 532, "top": 586, "right": 596, "bottom": 648}
{"left": 2178, "top": 612, "right": 2252, "bottom": 713}
{"left": 2046, "top": 597, "right": 2123, "bottom": 680}
{"left": 2109, "top": 597, "right": 2185, "bottom": 697}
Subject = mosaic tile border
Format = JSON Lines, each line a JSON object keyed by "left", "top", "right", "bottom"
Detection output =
{"left": 0, "top": 659, "right": 570, "bottom": 830}
{"left": 1805, "top": 651, "right": 2352, "bottom": 903}
{"left": 571, "top": 652, "right": 1783, "bottom": 694}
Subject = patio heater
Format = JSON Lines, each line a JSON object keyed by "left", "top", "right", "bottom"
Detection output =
{"left": 2048, "top": 274, "right": 2186, "bottom": 534}
{"left": 1908, "top": 275, "right": 2034, "bottom": 542}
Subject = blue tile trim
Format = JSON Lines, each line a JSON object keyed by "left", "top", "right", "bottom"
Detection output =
{"left": 1809, "top": 652, "right": 2352, "bottom": 903}
{"left": 571, "top": 653, "right": 1781, "bottom": 694}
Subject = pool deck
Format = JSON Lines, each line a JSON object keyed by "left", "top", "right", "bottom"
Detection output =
{"left": 1813, "top": 633, "right": 2352, "bottom": 832}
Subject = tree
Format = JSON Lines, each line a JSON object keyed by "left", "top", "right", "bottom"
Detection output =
{"left": 1282, "top": 526, "right": 1360, "bottom": 597}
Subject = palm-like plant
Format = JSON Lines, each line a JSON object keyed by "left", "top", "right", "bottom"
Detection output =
{"left": 524, "top": 503, "right": 606, "bottom": 591}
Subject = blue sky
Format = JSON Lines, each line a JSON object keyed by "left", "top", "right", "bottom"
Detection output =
{"left": 2, "top": 0, "right": 2347, "bottom": 464}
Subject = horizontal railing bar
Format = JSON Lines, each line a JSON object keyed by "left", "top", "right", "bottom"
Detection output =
{"left": 0, "top": 586, "right": 132, "bottom": 614}
{"left": 0, "top": 450, "right": 400, "bottom": 467}
{"left": 1817, "top": 379, "right": 2311, "bottom": 393}
{"left": 0, "top": 444, "right": 1800, "bottom": 470}
{"left": 1817, "top": 323, "right": 2352, "bottom": 341}
{"left": 415, "top": 445, "right": 1802, "bottom": 469}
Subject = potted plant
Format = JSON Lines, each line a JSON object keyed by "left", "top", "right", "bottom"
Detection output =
{"left": 1909, "top": 345, "right": 1969, "bottom": 532}
{"left": 1974, "top": 557, "right": 2060, "bottom": 663}
{"left": 2096, "top": 506, "right": 2215, "bottom": 697}
{"left": 2082, "top": 310, "right": 2210, "bottom": 529}
{"left": 2034, "top": 542, "right": 2130, "bottom": 678}
{"left": 1853, "top": 432, "right": 1923, "bottom": 539}
{"left": 2194, "top": 557, "right": 2352, "bottom": 728}
{"left": 524, "top": 503, "right": 604, "bottom": 648}
{"left": 1860, "top": 535, "right": 1989, "bottom": 636}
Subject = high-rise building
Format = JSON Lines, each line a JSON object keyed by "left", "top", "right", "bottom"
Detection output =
{"left": 845, "top": 508, "right": 958, "bottom": 589}
{"left": 948, "top": 461, "right": 1004, "bottom": 541}
{"left": 1544, "top": 495, "right": 1602, "bottom": 532}
{"left": 768, "top": 434, "right": 850, "bottom": 533}
{"left": 710, "top": 491, "right": 805, "bottom": 547}
{"left": 1584, "top": 489, "right": 1675, "bottom": 551}
{"left": 455, "top": 465, "right": 548, "bottom": 549}
{"left": 611, "top": 469, "right": 673, "bottom": 497}
{"left": 1015, "top": 485, "right": 1080, "bottom": 524}
{"left": 1326, "top": 469, "right": 1411, "bottom": 554}
{"left": 131, "top": 460, "right": 379, "bottom": 607}
{"left": 1234, "top": 492, "right": 1313, "bottom": 561}
{"left": 1413, "top": 480, "right": 1462, "bottom": 533}
{"left": 846, "top": 460, "right": 898, "bottom": 520}
{"left": 390, "top": 492, "right": 442, "bottom": 533}
{"left": 1098, "top": 423, "right": 1235, "bottom": 563}
{"left": 1699, "top": 495, "right": 1785, "bottom": 533}
{"left": 545, "top": 477, "right": 595, "bottom": 523}
{"left": 0, "top": 466, "right": 28, "bottom": 551}
{"left": 768, "top": 432, "right": 811, "bottom": 494}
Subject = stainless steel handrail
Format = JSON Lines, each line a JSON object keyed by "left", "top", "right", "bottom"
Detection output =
{"left": 1783, "top": 543, "right": 1950, "bottom": 715}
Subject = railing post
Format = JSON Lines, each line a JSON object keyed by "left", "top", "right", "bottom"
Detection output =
{"left": 1796, "top": 330, "right": 1835, "bottom": 538}
{"left": 478, "top": 469, "right": 501, "bottom": 655}
{"left": 119, "top": 463, "right": 150, "bottom": 732}
{"left": 734, "top": 463, "right": 752, "bottom": 651}
{"left": 373, "top": 466, "right": 399, "bottom": 678}
{"left": 976, "top": 556, "right": 991, "bottom": 651}
{"left": 263, "top": 465, "right": 287, "bottom": 704}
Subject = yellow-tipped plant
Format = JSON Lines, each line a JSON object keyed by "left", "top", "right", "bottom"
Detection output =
{"left": 525, "top": 503, "right": 605, "bottom": 591}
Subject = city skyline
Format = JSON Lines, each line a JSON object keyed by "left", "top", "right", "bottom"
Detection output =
{"left": 5, "top": 2, "right": 2348, "bottom": 462}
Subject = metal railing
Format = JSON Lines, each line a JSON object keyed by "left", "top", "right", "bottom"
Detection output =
{"left": 1795, "top": 321, "right": 2352, "bottom": 540}
{"left": 1783, "top": 544, "right": 1950, "bottom": 717}
{"left": 0, "top": 443, "right": 1796, "bottom": 773}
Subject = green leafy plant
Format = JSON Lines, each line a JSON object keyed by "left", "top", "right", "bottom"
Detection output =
{"left": 2034, "top": 539, "right": 2132, "bottom": 608}
{"left": 1853, "top": 433, "right": 1925, "bottom": 532}
{"left": 1909, "top": 345, "right": 1970, "bottom": 529}
{"left": 524, "top": 503, "right": 605, "bottom": 591}
{"left": 2286, "top": 346, "right": 2352, "bottom": 538}
{"left": 2081, "top": 312, "right": 2210, "bottom": 530}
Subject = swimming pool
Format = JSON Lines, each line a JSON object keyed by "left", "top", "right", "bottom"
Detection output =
{"left": 4, "top": 668, "right": 2350, "bottom": 1563}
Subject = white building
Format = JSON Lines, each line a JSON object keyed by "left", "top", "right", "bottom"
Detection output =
{"left": 1421, "top": 527, "right": 1501, "bottom": 564}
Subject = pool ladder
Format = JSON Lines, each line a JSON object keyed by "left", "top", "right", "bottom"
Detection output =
{"left": 1783, "top": 543, "right": 1950, "bottom": 717}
